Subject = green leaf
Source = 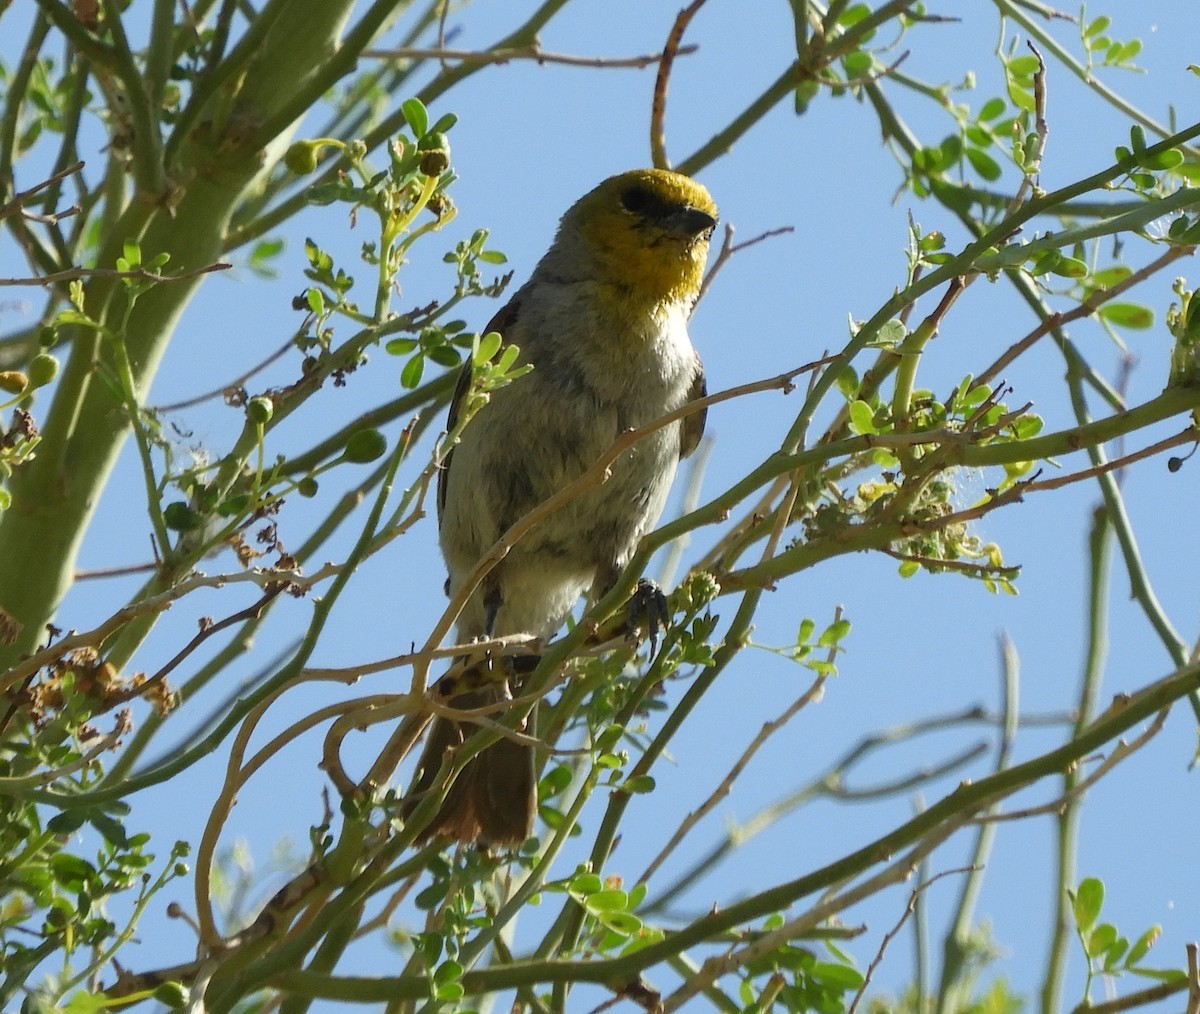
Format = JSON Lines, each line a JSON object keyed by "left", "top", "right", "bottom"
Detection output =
{"left": 1098, "top": 303, "right": 1154, "bottom": 329}
{"left": 848, "top": 400, "right": 877, "bottom": 435}
{"left": 49, "top": 853, "right": 96, "bottom": 890}
{"left": 621, "top": 775, "right": 656, "bottom": 794}
{"left": 818, "top": 619, "right": 851, "bottom": 646}
{"left": 475, "top": 331, "right": 503, "bottom": 364}
{"left": 47, "top": 810, "right": 88, "bottom": 835}
{"left": 898, "top": 560, "right": 920, "bottom": 578}
{"left": 966, "top": 147, "right": 1002, "bottom": 181}
{"left": 1090, "top": 265, "right": 1132, "bottom": 288}
{"left": 978, "top": 97, "right": 1006, "bottom": 121}
{"left": 385, "top": 337, "right": 418, "bottom": 355}
{"left": 1086, "top": 922, "right": 1118, "bottom": 958}
{"left": 433, "top": 960, "right": 462, "bottom": 986}
{"left": 570, "top": 872, "right": 603, "bottom": 895}
{"left": 585, "top": 889, "right": 629, "bottom": 913}
{"left": 400, "top": 98, "right": 429, "bottom": 137}
{"left": 1127, "top": 967, "right": 1189, "bottom": 984}
{"left": 810, "top": 961, "right": 865, "bottom": 990}
{"left": 1126, "top": 924, "right": 1162, "bottom": 965}
{"left": 1072, "top": 877, "right": 1104, "bottom": 932}
{"left": 1142, "top": 148, "right": 1183, "bottom": 170}
{"left": 1049, "top": 256, "right": 1088, "bottom": 279}
{"left": 597, "top": 910, "right": 642, "bottom": 935}
{"left": 401, "top": 354, "right": 425, "bottom": 388}
{"left": 1007, "top": 55, "right": 1040, "bottom": 77}
{"left": 87, "top": 811, "right": 129, "bottom": 847}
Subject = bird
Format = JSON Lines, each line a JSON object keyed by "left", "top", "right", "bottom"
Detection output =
{"left": 404, "top": 168, "right": 717, "bottom": 846}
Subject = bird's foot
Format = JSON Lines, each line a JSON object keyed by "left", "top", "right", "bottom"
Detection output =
{"left": 626, "top": 578, "right": 670, "bottom": 655}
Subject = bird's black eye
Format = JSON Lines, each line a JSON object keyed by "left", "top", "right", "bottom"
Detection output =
{"left": 620, "top": 185, "right": 655, "bottom": 215}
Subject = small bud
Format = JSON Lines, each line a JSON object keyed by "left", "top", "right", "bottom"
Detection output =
{"left": 343, "top": 428, "right": 387, "bottom": 463}
{"left": 1168, "top": 456, "right": 1183, "bottom": 472}
{"left": 27, "top": 354, "right": 59, "bottom": 388}
{"left": 246, "top": 396, "right": 274, "bottom": 425}
{"left": 163, "top": 501, "right": 204, "bottom": 532}
{"left": 417, "top": 132, "right": 451, "bottom": 176}
{"left": 298, "top": 476, "right": 319, "bottom": 497}
{"left": 284, "top": 140, "right": 322, "bottom": 175}
{"left": 152, "top": 982, "right": 190, "bottom": 1009}
{"left": 0, "top": 371, "right": 29, "bottom": 394}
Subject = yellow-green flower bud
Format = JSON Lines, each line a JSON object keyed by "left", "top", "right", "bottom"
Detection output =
{"left": 27, "top": 354, "right": 59, "bottom": 388}
{"left": 152, "top": 982, "right": 190, "bottom": 1009}
{"left": 284, "top": 140, "right": 322, "bottom": 175}
{"left": 247, "top": 396, "right": 274, "bottom": 425}
{"left": 0, "top": 371, "right": 28, "bottom": 394}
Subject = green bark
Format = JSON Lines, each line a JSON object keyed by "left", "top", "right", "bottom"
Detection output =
{"left": 0, "top": 0, "right": 358, "bottom": 665}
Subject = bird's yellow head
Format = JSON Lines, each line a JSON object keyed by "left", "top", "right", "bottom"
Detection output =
{"left": 552, "top": 169, "right": 718, "bottom": 306}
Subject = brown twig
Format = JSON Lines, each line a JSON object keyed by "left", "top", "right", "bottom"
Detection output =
{"left": 360, "top": 44, "right": 697, "bottom": 69}
{"left": 154, "top": 334, "right": 300, "bottom": 412}
{"left": 1019, "top": 428, "right": 1197, "bottom": 496}
{"left": 879, "top": 546, "right": 1021, "bottom": 580}
{"left": 698, "top": 224, "right": 795, "bottom": 304}
{"left": 103, "top": 588, "right": 284, "bottom": 710}
{"left": 1186, "top": 942, "right": 1200, "bottom": 1014}
{"left": 1069, "top": 979, "right": 1188, "bottom": 1014}
{"left": 639, "top": 613, "right": 837, "bottom": 884}
{"left": 846, "top": 866, "right": 978, "bottom": 1014}
{"left": 74, "top": 561, "right": 159, "bottom": 581}
{"left": 977, "top": 244, "right": 1195, "bottom": 387}
{"left": 975, "top": 706, "right": 1167, "bottom": 822}
{"left": 650, "top": 0, "right": 709, "bottom": 169}
{"left": 0, "top": 161, "right": 85, "bottom": 221}
{"left": 0, "top": 260, "right": 232, "bottom": 288}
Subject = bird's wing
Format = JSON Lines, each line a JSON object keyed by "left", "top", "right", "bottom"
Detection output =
{"left": 437, "top": 296, "right": 523, "bottom": 525}
{"left": 679, "top": 358, "right": 707, "bottom": 459}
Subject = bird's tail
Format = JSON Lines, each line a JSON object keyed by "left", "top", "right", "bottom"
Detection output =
{"left": 402, "top": 680, "right": 536, "bottom": 847}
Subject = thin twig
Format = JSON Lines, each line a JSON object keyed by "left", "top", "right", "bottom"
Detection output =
{"left": 103, "top": 588, "right": 284, "bottom": 710}
{"left": 1068, "top": 979, "right": 1188, "bottom": 1014}
{"left": 1185, "top": 943, "right": 1200, "bottom": 1014}
{"left": 639, "top": 615, "right": 837, "bottom": 884}
{"left": 977, "top": 244, "right": 1195, "bottom": 386}
{"left": 976, "top": 706, "right": 1167, "bottom": 823}
{"left": 0, "top": 711, "right": 132, "bottom": 791}
{"left": 698, "top": 224, "right": 795, "bottom": 303}
{"left": 650, "top": 0, "right": 709, "bottom": 169}
{"left": 0, "top": 260, "right": 232, "bottom": 287}
{"left": 847, "top": 866, "right": 978, "bottom": 1014}
{"left": 0, "top": 161, "right": 85, "bottom": 220}
{"left": 154, "top": 334, "right": 300, "bottom": 412}
{"left": 360, "top": 44, "right": 696, "bottom": 69}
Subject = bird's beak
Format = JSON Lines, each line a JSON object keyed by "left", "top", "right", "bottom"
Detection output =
{"left": 665, "top": 206, "right": 718, "bottom": 239}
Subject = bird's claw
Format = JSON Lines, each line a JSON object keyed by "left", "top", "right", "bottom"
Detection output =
{"left": 627, "top": 578, "right": 670, "bottom": 655}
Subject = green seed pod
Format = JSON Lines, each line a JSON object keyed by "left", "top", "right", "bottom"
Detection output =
{"left": 27, "top": 354, "right": 59, "bottom": 388}
{"left": 163, "top": 501, "right": 204, "bottom": 532}
{"left": 247, "top": 396, "right": 274, "bottom": 425}
{"left": 284, "top": 140, "right": 321, "bottom": 174}
{"left": 343, "top": 428, "right": 387, "bottom": 463}
{"left": 152, "top": 982, "right": 190, "bottom": 1009}
{"left": 297, "top": 476, "right": 319, "bottom": 497}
